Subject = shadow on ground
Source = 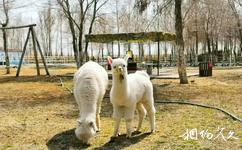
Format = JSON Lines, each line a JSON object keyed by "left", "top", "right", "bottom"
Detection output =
{"left": 47, "top": 128, "right": 90, "bottom": 150}
{"left": 47, "top": 129, "right": 151, "bottom": 150}
{"left": 93, "top": 132, "right": 151, "bottom": 150}
{"left": 0, "top": 75, "right": 74, "bottom": 84}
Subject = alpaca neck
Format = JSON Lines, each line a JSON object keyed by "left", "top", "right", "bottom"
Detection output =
{"left": 112, "top": 74, "right": 129, "bottom": 95}
{"left": 80, "top": 102, "right": 96, "bottom": 119}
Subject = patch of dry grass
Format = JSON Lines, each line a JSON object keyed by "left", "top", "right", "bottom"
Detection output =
{"left": 0, "top": 66, "right": 241, "bottom": 150}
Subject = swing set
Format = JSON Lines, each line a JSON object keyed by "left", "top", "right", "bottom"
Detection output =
{"left": 0, "top": 24, "right": 49, "bottom": 77}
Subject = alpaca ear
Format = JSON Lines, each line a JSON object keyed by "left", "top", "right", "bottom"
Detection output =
{"left": 124, "top": 55, "right": 130, "bottom": 62}
{"left": 107, "top": 56, "right": 113, "bottom": 65}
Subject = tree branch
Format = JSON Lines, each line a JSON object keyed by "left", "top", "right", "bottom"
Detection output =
{"left": 57, "top": 0, "right": 81, "bottom": 31}
{"left": 182, "top": 0, "right": 196, "bottom": 24}
{"left": 96, "top": 0, "right": 108, "bottom": 13}
{"left": 2, "top": 0, "right": 9, "bottom": 26}
{"left": 144, "top": 0, "right": 173, "bottom": 31}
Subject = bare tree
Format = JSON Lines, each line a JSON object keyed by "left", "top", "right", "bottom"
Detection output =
{"left": 0, "top": 0, "right": 12, "bottom": 74}
{"left": 84, "top": 0, "right": 108, "bottom": 61}
{"left": 228, "top": 0, "right": 242, "bottom": 56}
{"left": 56, "top": 8, "right": 64, "bottom": 56}
{"left": 57, "top": 0, "right": 79, "bottom": 66}
{"left": 57, "top": 0, "right": 107, "bottom": 68}
{"left": 38, "top": 0, "right": 56, "bottom": 57}
{"left": 134, "top": 0, "right": 188, "bottom": 83}
{"left": 39, "top": 11, "right": 49, "bottom": 56}
{"left": 47, "top": 0, "right": 54, "bottom": 56}
{"left": 175, "top": 0, "right": 188, "bottom": 84}
{"left": 115, "top": 0, "right": 120, "bottom": 56}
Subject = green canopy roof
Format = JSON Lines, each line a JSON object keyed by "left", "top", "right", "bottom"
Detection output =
{"left": 85, "top": 31, "right": 176, "bottom": 43}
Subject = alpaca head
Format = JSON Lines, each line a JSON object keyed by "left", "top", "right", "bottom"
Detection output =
{"left": 75, "top": 119, "right": 97, "bottom": 144}
{"left": 108, "top": 56, "right": 129, "bottom": 81}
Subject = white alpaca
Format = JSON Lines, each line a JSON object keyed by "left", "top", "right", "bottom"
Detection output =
{"left": 73, "top": 61, "right": 108, "bottom": 144}
{"left": 108, "top": 56, "right": 156, "bottom": 138}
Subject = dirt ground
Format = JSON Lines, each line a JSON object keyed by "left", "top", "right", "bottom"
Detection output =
{"left": 0, "top": 66, "right": 241, "bottom": 150}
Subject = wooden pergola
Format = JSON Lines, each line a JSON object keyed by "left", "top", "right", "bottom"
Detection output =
{"left": 85, "top": 31, "right": 176, "bottom": 75}
{"left": 85, "top": 32, "right": 176, "bottom": 43}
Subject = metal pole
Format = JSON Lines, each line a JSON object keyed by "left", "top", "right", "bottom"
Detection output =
{"left": 157, "top": 40, "right": 160, "bottom": 76}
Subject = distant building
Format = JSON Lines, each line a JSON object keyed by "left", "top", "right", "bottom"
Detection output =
{"left": 0, "top": 49, "right": 24, "bottom": 66}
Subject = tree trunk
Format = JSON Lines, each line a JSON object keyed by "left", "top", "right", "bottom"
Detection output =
{"left": 58, "top": 0, "right": 80, "bottom": 68}
{"left": 233, "top": 38, "right": 237, "bottom": 64}
{"left": 195, "top": 31, "right": 198, "bottom": 65}
{"left": 138, "top": 43, "right": 144, "bottom": 62}
{"left": 84, "top": 0, "right": 98, "bottom": 62}
{"left": 1, "top": 0, "right": 10, "bottom": 74}
{"left": 2, "top": 28, "right": 10, "bottom": 74}
{"left": 68, "top": 18, "right": 79, "bottom": 68}
{"left": 48, "top": 0, "right": 52, "bottom": 56}
{"left": 79, "top": 0, "right": 85, "bottom": 65}
{"left": 116, "top": 0, "right": 120, "bottom": 57}
{"left": 206, "top": 33, "right": 212, "bottom": 62}
{"left": 60, "top": 14, "right": 63, "bottom": 56}
{"left": 215, "top": 38, "right": 218, "bottom": 51}
{"left": 229, "top": 37, "right": 232, "bottom": 66}
{"left": 164, "top": 42, "right": 167, "bottom": 62}
{"left": 79, "top": 30, "right": 83, "bottom": 65}
{"left": 175, "top": 0, "right": 188, "bottom": 84}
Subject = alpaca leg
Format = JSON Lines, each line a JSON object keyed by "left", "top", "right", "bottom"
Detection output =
{"left": 136, "top": 103, "right": 146, "bottom": 132}
{"left": 96, "top": 100, "right": 102, "bottom": 132}
{"left": 143, "top": 101, "right": 156, "bottom": 133}
{"left": 96, "top": 114, "right": 100, "bottom": 132}
{"left": 96, "top": 111, "right": 101, "bottom": 132}
{"left": 113, "top": 118, "right": 121, "bottom": 137}
{"left": 125, "top": 119, "right": 133, "bottom": 138}
{"left": 124, "top": 106, "right": 135, "bottom": 138}
{"left": 112, "top": 106, "right": 122, "bottom": 137}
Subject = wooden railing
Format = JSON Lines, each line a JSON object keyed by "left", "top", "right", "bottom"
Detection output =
{"left": 24, "top": 56, "right": 75, "bottom": 64}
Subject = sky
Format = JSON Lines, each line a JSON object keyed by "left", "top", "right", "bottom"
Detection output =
{"left": 8, "top": 0, "right": 50, "bottom": 25}
{"left": 7, "top": 0, "right": 136, "bottom": 25}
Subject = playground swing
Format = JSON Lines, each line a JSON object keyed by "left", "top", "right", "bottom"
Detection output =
{"left": 0, "top": 24, "right": 49, "bottom": 77}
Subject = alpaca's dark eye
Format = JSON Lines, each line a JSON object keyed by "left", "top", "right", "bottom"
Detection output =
{"left": 123, "top": 65, "right": 126, "bottom": 68}
{"left": 113, "top": 66, "right": 117, "bottom": 69}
